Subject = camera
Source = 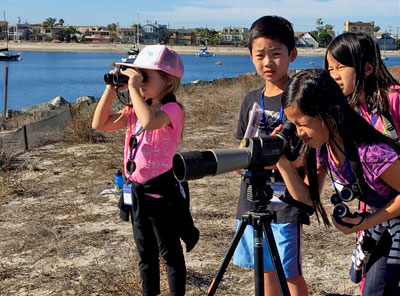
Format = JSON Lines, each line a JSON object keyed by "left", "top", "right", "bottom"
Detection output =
{"left": 331, "top": 194, "right": 359, "bottom": 221}
{"left": 172, "top": 120, "right": 298, "bottom": 182}
{"left": 330, "top": 181, "right": 364, "bottom": 227}
{"left": 104, "top": 66, "right": 148, "bottom": 86}
{"left": 339, "top": 182, "right": 362, "bottom": 202}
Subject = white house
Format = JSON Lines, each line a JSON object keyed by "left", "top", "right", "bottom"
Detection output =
{"left": 296, "top": 32, "right": 318, "bottom": 48}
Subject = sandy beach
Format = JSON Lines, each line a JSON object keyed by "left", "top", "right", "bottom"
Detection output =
{"left": 8, "top": 40, "right": 400, "bottom": 57}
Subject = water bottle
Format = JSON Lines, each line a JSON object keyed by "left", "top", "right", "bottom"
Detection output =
{"left": 114, "top": 170, "right": 124, "bottom": 197}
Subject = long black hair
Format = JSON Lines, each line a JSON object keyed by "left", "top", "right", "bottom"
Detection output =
{"left": 283, "top": 69, "right": 400, "bottom": 149}
{"left": 282, "top": 69, "right": 400, "bottom": 226}
{"left": 324, "top": 32, "right": 398, "bottom": 113}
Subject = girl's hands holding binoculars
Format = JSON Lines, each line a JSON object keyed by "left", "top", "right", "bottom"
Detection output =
{"left": 120, "top": 67, "right": 145, "bottom": 91}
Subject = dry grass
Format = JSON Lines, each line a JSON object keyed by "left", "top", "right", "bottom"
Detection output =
{"left": 66, "top": 106, "right": 106, "bottom": 144}
{"left": 0, "top": 149, "right": 27, "bottom": 199}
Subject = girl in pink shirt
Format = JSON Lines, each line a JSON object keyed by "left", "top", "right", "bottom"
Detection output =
{"left": 325, "top": 32, "right": 400, "bottom": 139}
{"left": 92, "top": 45, "right": 198, "bottom": 296}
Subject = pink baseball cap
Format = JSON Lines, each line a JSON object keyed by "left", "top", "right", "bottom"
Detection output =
{"left": 116, "top": 45, "right": 184, "bottom": 78}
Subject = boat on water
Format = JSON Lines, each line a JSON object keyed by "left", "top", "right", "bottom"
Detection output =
{"left": 0, "top": 47, "right": 21, "bottom": 61}
{"left": 1, "top": 12, "right": 21, "bottom": 61}
{"left": 121, "top": 47, "right": 139, "bottom": 63}
{"left": 195, "top": 46, "right": 215, "bottom": 57}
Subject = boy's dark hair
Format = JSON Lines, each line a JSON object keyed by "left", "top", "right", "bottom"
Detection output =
{"left": 248, "top": 16, "right": 295, "bottom": 54}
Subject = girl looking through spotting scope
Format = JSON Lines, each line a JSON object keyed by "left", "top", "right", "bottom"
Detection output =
{"left": 276, "top": 69, "right": 400, "bottom": 295}
{"left": 92, "top": 45, "right": 199, "bottom": 296}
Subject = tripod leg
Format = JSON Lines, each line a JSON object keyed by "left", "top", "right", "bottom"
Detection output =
{"left": 253, "top": 224, "right": 265, "bottom": 296}
{"left": 262, "top": 222, "right": 290, "bottom": 296}
{"left": 207, "top": 219, "right": 247, "bottom": 296}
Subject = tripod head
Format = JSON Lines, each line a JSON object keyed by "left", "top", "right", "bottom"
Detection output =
{"left": 241, "top": 168, "right": 275, "bottom": 214}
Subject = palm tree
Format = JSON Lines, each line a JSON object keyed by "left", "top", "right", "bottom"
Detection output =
{"left": 43, "top": 17, "right": 57, "bottom": 28}
{"left": 107, "top": 23, "right": 118, "bottom": 43}
{"left": 42, "top": 17, "right": 57, "bottom": 40}
{"left": 63, "top": 26, "right": 79, "bottom": 42}
{"left": 58, "top": 18, "right": 65, "bottom": 27}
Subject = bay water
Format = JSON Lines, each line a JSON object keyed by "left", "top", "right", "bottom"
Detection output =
{"left": 1, "top": 51, "right": 400, "bottom": 110}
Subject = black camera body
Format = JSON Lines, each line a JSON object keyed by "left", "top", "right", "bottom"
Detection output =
{"left": 330, "top": 180, "right": 365, "bottom": 227}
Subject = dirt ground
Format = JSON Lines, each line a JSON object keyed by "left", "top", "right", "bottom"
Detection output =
{"left": 2, "top": 67, "right": 399, "bottom": 295}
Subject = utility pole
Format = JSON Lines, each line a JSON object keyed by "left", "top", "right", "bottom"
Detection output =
{"left": 137, "top": 13, "right": 140, "bottom": 49}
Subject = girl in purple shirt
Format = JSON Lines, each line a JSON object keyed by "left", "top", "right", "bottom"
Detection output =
{"left": 276, "top": 69, "right": 400, "bottom": 295}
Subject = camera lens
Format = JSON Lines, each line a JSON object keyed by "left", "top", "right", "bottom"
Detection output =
{"left": 340, "top": 187, "right": 354, "bottom": 202}
{"left": 330, "top": 193, "right": 341, "bottom": 205}
{"left": 333, "top": 203, "right": 349, "bottom": 218}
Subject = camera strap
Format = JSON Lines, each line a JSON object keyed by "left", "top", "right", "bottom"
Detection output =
{"left": 325, "top": 144, "right": 356, "bottom": 194}
{"left": 359, "top": 104, "right": 377, "bottom": 128}
{"left": 362, "top": 104, "right": 399, "bottom": 141}
{"left": 130, "top": 122, "right": 145, "bottom": 161}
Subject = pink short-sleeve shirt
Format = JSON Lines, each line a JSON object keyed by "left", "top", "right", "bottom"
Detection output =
{"left": 124, "top": 102, "right": 183, "bottom": 183}
{"left": 359, "top": 86, "right": 400, "bottom": 136}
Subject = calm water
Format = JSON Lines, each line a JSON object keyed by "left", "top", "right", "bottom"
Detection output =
{"left": 1, "top": 51, "right": 400, "bottom": 110}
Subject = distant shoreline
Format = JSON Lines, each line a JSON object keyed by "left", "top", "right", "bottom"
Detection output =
{"left": 8, "top": 41, "right": 400, "bottom": 57}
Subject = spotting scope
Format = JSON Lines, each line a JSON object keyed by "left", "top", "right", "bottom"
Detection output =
{"left": 173, "top": 121, "right": 299, "bottom": 182}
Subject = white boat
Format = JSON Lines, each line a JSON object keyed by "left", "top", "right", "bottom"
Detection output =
{"left": 0, "top": 12, "right": 21, "bottom": 62}
{"left": 195, "top": 46, "right": 215, "bottom": 57}
{"left": 121, "top": 47, "right": 139, "bottom": 63}
{"left": 121, "top": 19, "right": 141, "bottom": 64}
{"left": 0, "top": 47, "right": 21, "bottom": 61}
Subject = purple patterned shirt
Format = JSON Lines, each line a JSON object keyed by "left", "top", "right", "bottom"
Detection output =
{"left": 318, "top": 143, "right": 399, "bottom": 210}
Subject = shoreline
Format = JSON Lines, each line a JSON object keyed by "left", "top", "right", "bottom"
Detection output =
{"left": 8, "top": 41, "right": 400, "bottom": 57}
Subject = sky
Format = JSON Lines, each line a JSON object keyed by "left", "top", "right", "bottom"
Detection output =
{"left": 1, "top": 0, "right": 400, "bottom": 35}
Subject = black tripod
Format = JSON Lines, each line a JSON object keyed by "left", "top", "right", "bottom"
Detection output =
{"left": 207, "top": 169, "right": 290, "bottom": 296}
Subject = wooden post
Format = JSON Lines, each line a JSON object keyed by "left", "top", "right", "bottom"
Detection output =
{"left": 4, "top": 66, "right": 8, "bottom": 117}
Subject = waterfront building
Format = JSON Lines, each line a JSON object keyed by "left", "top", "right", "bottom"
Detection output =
{"left": 219, "top": 26, "right": 248, "bottom": 45}
{"left": 168, "top": 29, "right": 196, "bottom": 45}
{"left": 296, "top": 32, "right": 319, "bottom": 48}
{"left": 344, "top": 20, "right": 374, "bottom": 37}
{"left": 142, "top": 22, "right": 167, "bottom": 44}
{"left": 378, "top": 32, "right": 396, "bottom": 50}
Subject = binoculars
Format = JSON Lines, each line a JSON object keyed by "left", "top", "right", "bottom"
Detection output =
{"left": 330, "top": 181, "right": 364, "bottom": 227}
{"left": 104, "top": 66, "right": 148, "bottom": 86}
